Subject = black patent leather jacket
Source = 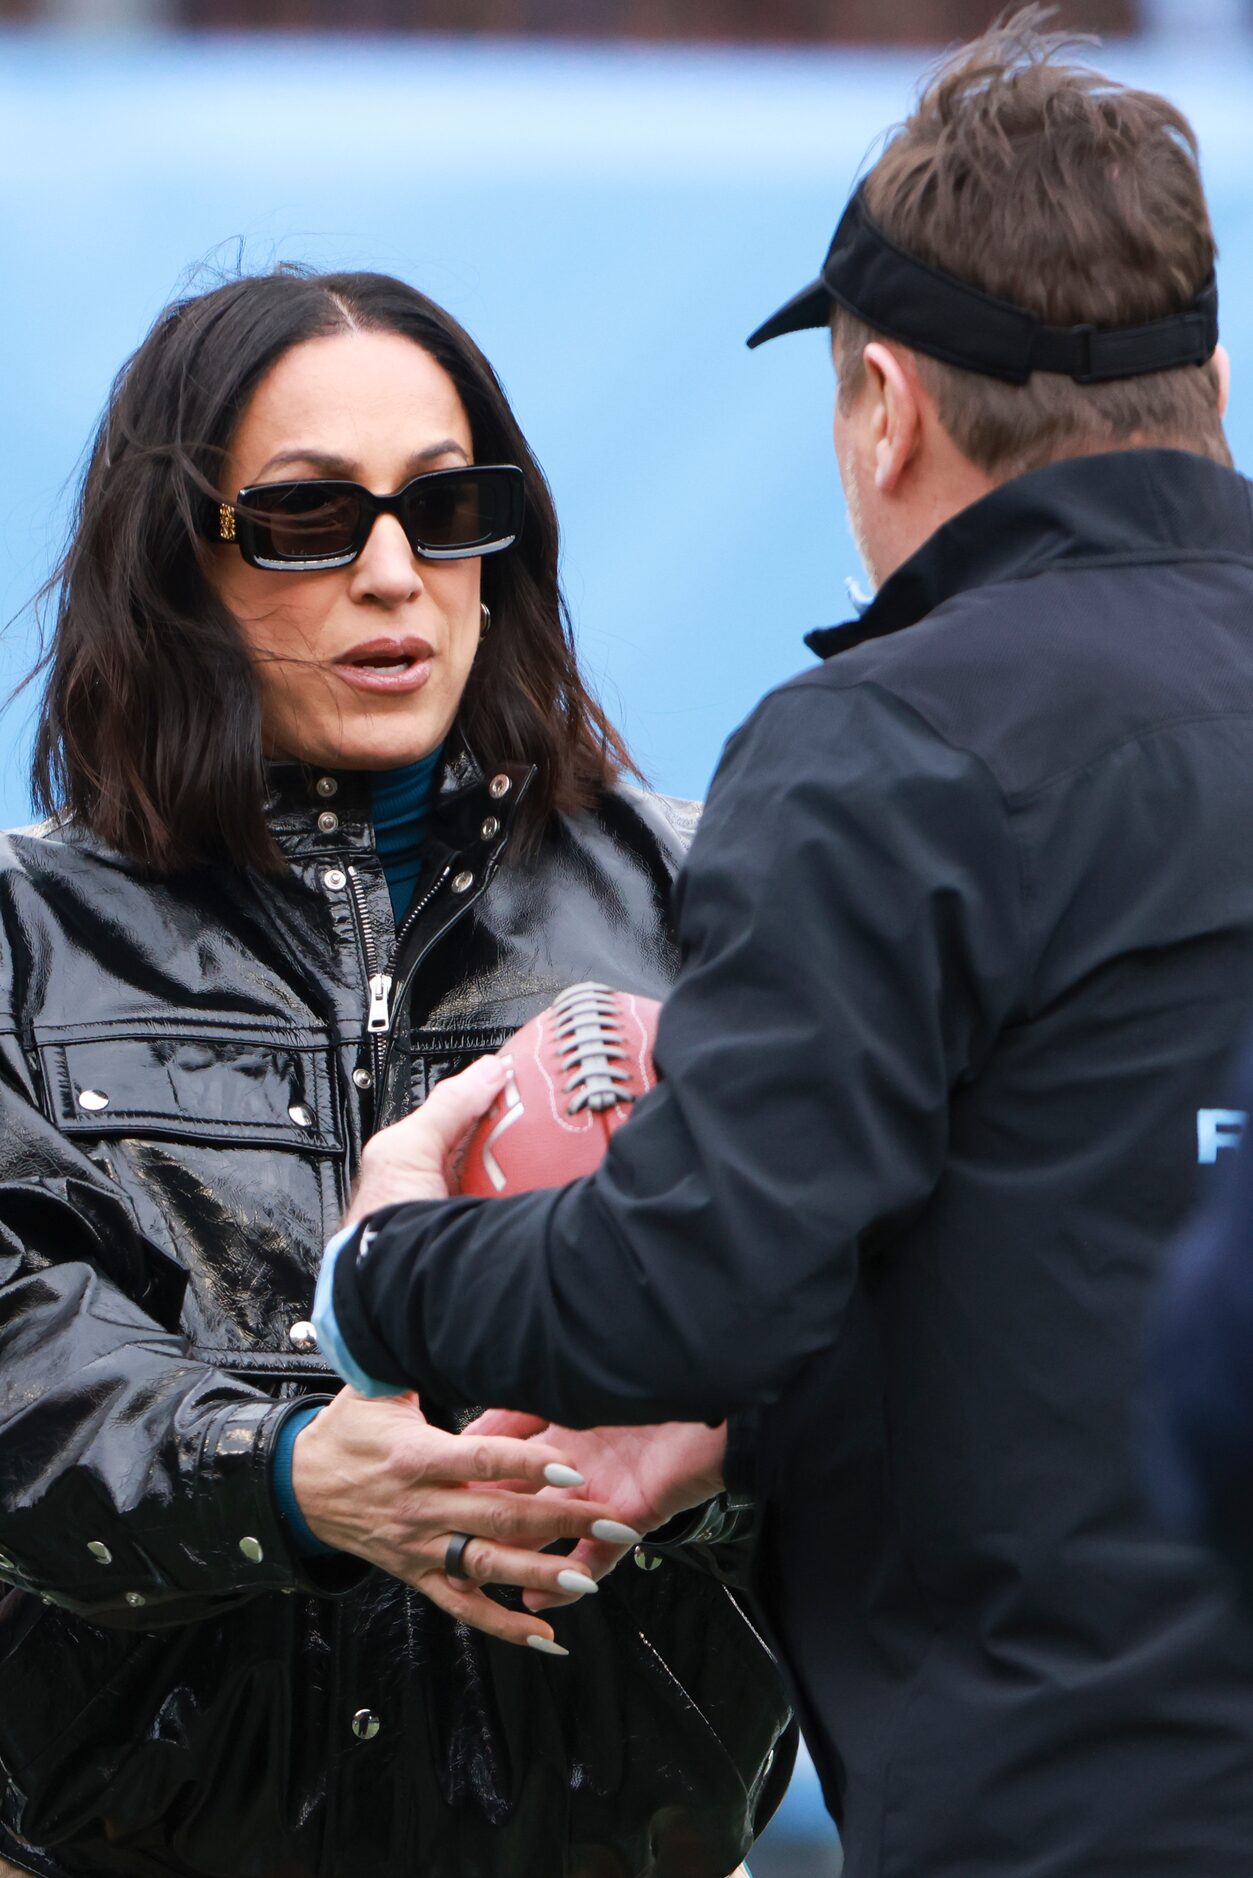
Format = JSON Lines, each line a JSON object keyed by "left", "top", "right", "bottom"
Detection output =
{"left": 0, "top": 742, "right": 793, "bottom": 1878}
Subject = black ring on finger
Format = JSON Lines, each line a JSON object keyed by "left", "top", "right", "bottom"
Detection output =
{"left": 444, "top": 1531, "right": 476, "bottom": 1581}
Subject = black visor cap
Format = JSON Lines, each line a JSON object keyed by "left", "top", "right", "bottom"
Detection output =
{"left": 747, "top": 187, "right": 1218, "bottom": 385}
{"left": 747, "top": 277, "right": 833, "bottom": 350}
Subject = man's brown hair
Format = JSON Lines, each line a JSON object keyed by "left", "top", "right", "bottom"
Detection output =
{"left": 834, "top": 6, "right": 1230, "bottom": 477}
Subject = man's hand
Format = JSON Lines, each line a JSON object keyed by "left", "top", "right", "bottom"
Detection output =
{"left": 343, "top": 1055, "right": 506, "bottom": 1228}
{"left": 291, "top": 1389, "right": 642, "bottom": 1651}
{"left": 465, "top": 1410, "right": 729, "bottom": 1609}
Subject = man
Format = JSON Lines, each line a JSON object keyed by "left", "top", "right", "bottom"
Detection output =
{"left": 307, "top": 15, "right": 1253, "bottom": 1875}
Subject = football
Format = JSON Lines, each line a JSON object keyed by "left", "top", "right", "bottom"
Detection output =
{"left": 456, "top": 982, "right": 660, "bottom": 1198}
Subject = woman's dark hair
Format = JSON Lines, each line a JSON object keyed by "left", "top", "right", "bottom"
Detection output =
{"left": 30, "top": 270, "right": 640, "bottom": 871}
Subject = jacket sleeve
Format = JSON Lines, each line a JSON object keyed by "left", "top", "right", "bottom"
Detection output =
{"left": 330, "top": 679, "right": 1027, "bottom": 1434}
{"left": 0, "top": 1035, "right": 360, "bottom": 1626}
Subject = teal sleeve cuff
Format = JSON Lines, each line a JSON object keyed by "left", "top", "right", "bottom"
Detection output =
{"left": 271, "top": 1405, "right": 337, "bottom": 1556}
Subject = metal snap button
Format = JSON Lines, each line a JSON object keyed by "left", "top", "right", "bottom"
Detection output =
{"left": 315, "top": 776, "right": 338, "bottom": 798}
{"left": 288, "top": 1104, "right": 314, "bottom": 1128}
{"left": 317, "top": 811, "right": 340, "bottom": 834}
{"left": 488, "top": 774, "right": 511, "bottom": 800}
{"left": 633, "top": 1546, "right": 662, "bottom": 1572}
{"left": 77, "top": 1089, "right": 109, "bottom": 1111}
{"left": 239, "top": 1537, "right": 264, "bottom": 1564}
{"left": 323, "top": 868, "right": 347, "bottom": 892}
{"left": 289, "top": 1321, "right": 319, "bottom": 1352}
{"left": 87, "top": 1541, "right": 112, "bottom": 1565}
{"left": 352, "top": 1067, "right": 373, "bottom": 1091}
{"left": 351, "top": 1709, "right": 381, "bottom": 1741}
{"left": 451, "top": 871, "right": 474, "bottom": 894}
{"left": 480, "top": 817, "right": 500, "bottom": 841}
{"left": 125, "top": 1591, "right": 146, "bottom": 1607}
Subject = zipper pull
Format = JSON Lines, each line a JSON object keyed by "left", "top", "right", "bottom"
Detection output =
{"left": 366, "top": 973, "right": 394, "bottom": 1034}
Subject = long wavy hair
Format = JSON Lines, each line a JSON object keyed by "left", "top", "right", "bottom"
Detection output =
{"left": 30, "top": 269, "right": 639, "bottom": 871}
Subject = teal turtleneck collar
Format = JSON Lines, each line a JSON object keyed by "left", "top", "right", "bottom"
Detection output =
{"left": 371, "top": 745, "right": 444, "bottom": 926}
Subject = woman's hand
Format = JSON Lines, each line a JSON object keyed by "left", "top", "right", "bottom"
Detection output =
{"left": 291, "top": 1388, "right": 641, "bottom": 1651}
{"left": 464, "top": 1410, "right": 729, "bottom": 1610}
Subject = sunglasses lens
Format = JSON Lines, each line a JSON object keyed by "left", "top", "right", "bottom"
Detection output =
{"left": 403, "top": 470, "right": 518, "bottom": 553}
{"left": 229, "top": 469, "right": 522, "bottom": 568}
{"left": 241, "top": 484, "right": 362, "bottom": 563}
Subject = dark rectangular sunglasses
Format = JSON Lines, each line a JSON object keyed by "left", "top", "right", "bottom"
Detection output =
{"left": 211, "top": 464, "right": 525, "bottom": 571}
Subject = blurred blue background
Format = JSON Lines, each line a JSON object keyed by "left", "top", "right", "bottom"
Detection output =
{"left": 2, "top": 15, "right": 1252, "bottom": 1873}
{"left": 5, "top": 27, "right": 1253, "bottom": 831}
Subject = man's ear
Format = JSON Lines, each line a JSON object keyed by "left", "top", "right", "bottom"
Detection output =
{"left": 1214, "top": 342, "right": 1231, "bottom": 419}
{"left": 862, "top": 341, "right": 922, "bottom": 494}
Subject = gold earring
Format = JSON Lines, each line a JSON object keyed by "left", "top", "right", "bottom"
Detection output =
{"left": 480, "top": 603, "right": 492, "bottom": 639}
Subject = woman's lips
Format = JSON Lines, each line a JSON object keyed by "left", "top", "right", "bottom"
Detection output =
{"left": 332, "top": 637, "right": 434, "bottom": 696}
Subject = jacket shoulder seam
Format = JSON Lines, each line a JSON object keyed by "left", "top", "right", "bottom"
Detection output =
{"left": 1002, "top": 707, "right": 1253, "bottom": 808}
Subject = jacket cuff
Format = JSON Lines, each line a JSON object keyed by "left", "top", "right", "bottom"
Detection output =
{"left": 249, "top": 1398, "right": 369, "bottom": 1599}
{"left": 269, "top": 1404, "right": 337, "bottom": 1556}
{"left": 160, "top": 1394, "right": 368, "bottom": 1609}
{"left": 328, "top": 1219, "right": 414, "bottom": 1391}
{"left": 13, "top": 1396, "right": 368, "bottom": 1625}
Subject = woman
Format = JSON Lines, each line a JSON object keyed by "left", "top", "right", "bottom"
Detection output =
{"left": 0, "top": 272, "right": 793, "bottom": 1878}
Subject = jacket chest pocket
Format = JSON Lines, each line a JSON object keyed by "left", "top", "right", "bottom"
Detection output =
{"left": 31, "top": 1025, "right": 345, "bottom": 1338}
{"left": 36, "top": 1026, "right": 342, "bottom": 1154}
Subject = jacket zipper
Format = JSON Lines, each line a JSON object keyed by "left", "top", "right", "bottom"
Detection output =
{"left": 371, "top": 774, "right": 532, "bottom": 1107}
{"left": 345, "top": 866, "right": 389, "bottom": 1092}
{"left": 346, "top": 862, "right": 452, "bottom": 1098}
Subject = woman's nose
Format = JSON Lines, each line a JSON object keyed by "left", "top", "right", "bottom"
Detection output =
{"left": 349, "top": 513, "right": 423, "bottom": 605}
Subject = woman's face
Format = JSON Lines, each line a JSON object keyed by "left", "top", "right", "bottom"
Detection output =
{"left": 209, "top": 329, "right": 483, "bottom": 771}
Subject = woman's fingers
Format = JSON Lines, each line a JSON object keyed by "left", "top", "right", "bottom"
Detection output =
{"left": 290, "top": 1391, "right": 630, "bottom": 1577}
{"left": 408, "top": 1485, "right": 640, "bottom": 1550}
{"left": 522, "top": 1585, "right": 583, "bottom": 1612}
{"left": 435, "top": 1533, "right": 600, "bottom": 1599}
{"left": 418, "top": 1570, "right": 569, "bottom": 1654}
{"left": 523, "top": 1535, "right": 632, "bottom": 1611}
{"left": 553, "top": 1535, "right": 632, "bottom": 1579}
{"left": 405, "top": 1428, "right": 589, "bottom": 1494}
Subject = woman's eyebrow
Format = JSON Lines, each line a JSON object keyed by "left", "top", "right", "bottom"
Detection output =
{"left": 405, "top": 439, "right": 472, "bottom": 471}
{"left": 254, "top": 448, "right": 356, "bottom": 479}
{"left": 253, "top": 439, "right": 472, "bottom": 480}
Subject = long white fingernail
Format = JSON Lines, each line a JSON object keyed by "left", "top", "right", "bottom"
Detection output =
{"left": 543, "top": 1463, "right": 586, "bottom": 1488}
{"left": 590, "top": 1519, "right": 643, "bottom": 1545}
{"left": 556, "top": 1569, "right": 599, "bottom": 1596}
{"left": 526, "top": 1635, "right": 570, "bottom": 1656}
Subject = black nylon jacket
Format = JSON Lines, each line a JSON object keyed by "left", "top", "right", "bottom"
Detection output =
{"left": 0, "top": 742, "right": 793, "bottom": 1878}
{"left": 333, "top": 451, "right": 1253, "bottom": 1876}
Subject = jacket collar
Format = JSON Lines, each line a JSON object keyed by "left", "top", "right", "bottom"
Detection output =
{"left": 807, "top": 448, "right": 1253, "bottom": 661}
{"left": 263, "top": 728, "right": 534, "bottom": 846}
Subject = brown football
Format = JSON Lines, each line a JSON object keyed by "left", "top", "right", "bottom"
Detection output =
{"left": 457, "top": 982, "right": 660, "bottom": 1197}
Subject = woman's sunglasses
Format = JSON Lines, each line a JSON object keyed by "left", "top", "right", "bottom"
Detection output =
{"left": 210, "top": 464, "right": 525, "bottom": 571}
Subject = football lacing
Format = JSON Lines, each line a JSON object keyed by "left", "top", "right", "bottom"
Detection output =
{"left": 552, "top": 982, "right": 638, "bottom": 1115}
